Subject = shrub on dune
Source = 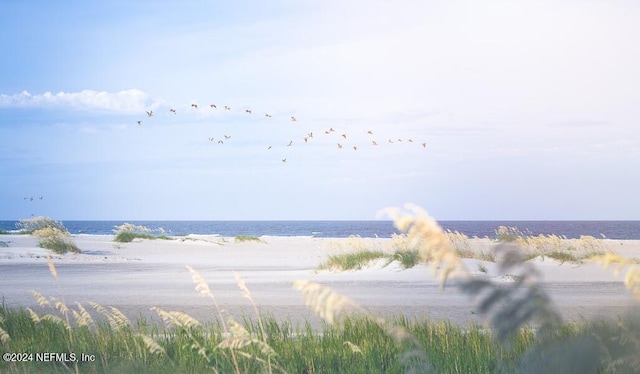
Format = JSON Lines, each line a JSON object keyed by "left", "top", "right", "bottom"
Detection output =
{"left": 16, "top": 216, "right": 80, "bottom": 254}
{"left": 113, "top": 223, "right": 169, "bottom": 243}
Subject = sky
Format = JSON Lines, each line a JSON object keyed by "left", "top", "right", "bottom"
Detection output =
{"left": 1, "top": 0, "right": 639, "bottom": 221}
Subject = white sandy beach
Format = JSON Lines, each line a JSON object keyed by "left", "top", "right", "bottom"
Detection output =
{"left": 1, "top": 234, "right": 638, "bottom": 328}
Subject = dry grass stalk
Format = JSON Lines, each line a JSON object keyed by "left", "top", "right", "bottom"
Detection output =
{"left": 591, "top": 253, "right": 640, "bottom": 300}
{"left": 293, "top": 280, "right": 363, "bottom": 325}
{"left": 0, "top": 316, "right": 9, "bottom": 345}
{"left": 136, "top": 333, "right": 166, "bottom": 355}
{"left": 379, "top": 203, "right": 469, "bottom": 288}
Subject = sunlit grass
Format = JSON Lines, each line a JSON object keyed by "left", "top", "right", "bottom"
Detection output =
{"left": 234, "top": 235, "right": 263, "bottom": 242}
{"left": 113, "top": 223, "right": 170, "bottom": 243}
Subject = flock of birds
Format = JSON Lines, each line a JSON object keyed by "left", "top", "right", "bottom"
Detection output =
{"left": 137, "top": 103, "right": 427, "bottom": 163}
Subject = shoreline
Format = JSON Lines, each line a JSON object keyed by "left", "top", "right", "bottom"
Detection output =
{"left": 1, "top": 234, "right": 638, "bottom": 328}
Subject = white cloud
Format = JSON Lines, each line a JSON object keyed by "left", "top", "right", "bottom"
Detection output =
{"left": 0, "top": 89, "right": 156, "bottom": 114}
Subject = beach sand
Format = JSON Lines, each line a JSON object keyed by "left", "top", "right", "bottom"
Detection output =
{"left": 1, "top": 234, "right": 638, "bottom": 328}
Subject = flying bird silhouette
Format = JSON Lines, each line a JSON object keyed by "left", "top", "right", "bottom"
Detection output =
{"left": 224, "top": 135, "right": 231, "bottom": 139}
{"left": 367, "top": 130, "right": 373, "bottom": 135}
{"left": 421, "top": 142, "right": 427, "bottom": 148}
{"left": 191, "top": 104, "right": 198, "bottom": 109}
{"left": 146, "top": 111, "right": 153, "bottom": 117}
{"left": 287, "top": 140, "right": 293, "bottom": 147}
{"left": 341, "top": 134, "right": 347, "bottom": 139}
{"left": 372, "top": 141, "right": 378, "bottom": 146}
{"left": 282, "top": 158, "right": 287, "bottom": 163}
{"left": 218, "top": 140, "right": 224, "bottom": 144}
{"left": 245, "top": 109, "right": 252, "bottom": 114}
{"left": 224, "top": 106, "right": 231, "bottom": 111}
{"left": 291, "top": 116, "right": 297, "bottom": 122}
{"left": 208, "top": 137, "right": 214, "bottom": 142}
{"left": 265, "top": 113, "right": 272, "bottom": 118}
{"left": 170, "top": 108, "right": 177, "bottom": 114}
{"left": 210, "top": 104, "right": 217, "bottom": 109}
{"left": 337, "top": 143, "right": 343, "bottom": 149}
{"left": 137, "top": 120, "right": 142, "bottom": 126}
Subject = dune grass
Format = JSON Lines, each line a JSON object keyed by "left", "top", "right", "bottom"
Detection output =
{"left": 113, "top": 223, "right": 170, "bottom": 243}
{"left": 14, "top": 216, "right": 81, "bottom": 254}
{"left": 234, "top": 235, "right": 263, "bottom": 242}
{"left": 318, "top": 249, "right": 387, "bottom": 270}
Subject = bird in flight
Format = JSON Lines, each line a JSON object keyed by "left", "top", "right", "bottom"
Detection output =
{"left": 191, "top": 104, "right": 198, "bottom": 109}
{"left": 146, "top": 111, "right": 153, "bottom": 117}
{"left": 170, "top": 108, "right": 177, "bottom": 114}
{"left": 341, "top": 134, "right": 347, "bottom": 139}
{"left": 307, "top": 132, "right": 313, "bottom": 138}
{"left": 291, "top": 116, "right": 297, "bottom": 122}
{"left": 224, "top": 135, "right": 231, "bottom": 140}
{"left": 408, "top": 139, "right": 413, "bottom": 143}
{"left": 372, "top": 141, "right": 378, "bottom": 146}
{"left": 367, "top": 130, "right": 373, "bottom": 135}
{"left": 39, "top": 196, "right": 43, "bottom": 200}
{"left": 421, "top": 142, "right": 427, "bottom": 148}
{"left": 208, "top": 137, "right": 214, "bottom": 142}
{"left": 137, "top": 120, "right": 142, "bottom": 126}
{"left": 224, "top": 106, "right": 231, "bottom": 111}
{"left": 282, "top": 158, "right": 287, "bottom": 163}
{"left": 353, "top": 146, "right": 358, "bottom": 151}
{"left": 218, "top": 140, "right": 224, "bottom": 144}
{"left": 267, "top": 146, "right": 272, "bottom": 150}
{"left": 265, "top": 113, "right": 272, "bottom": 118}
{"left": 210, "top": 104, "right": 217, "bottom": 109}
{"left": 388, "top": 139, "right": 394, "bottom": 143}
{"left": 287, "top": 140, "right": 293, "bottom": 147}
{"left": 245, "top": 109, "right": 252, "bottom": 114}
{"left": 337, "top": 143, "right": 343, "bottom": 149}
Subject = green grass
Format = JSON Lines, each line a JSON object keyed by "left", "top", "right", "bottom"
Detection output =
{"left": 318, "top": 250, "right": 387, "bottom": 270}
{"left": 114, "top": 231, "right": 170, "bottom": 243}
{"left": 1, "top": 303, "right": 593, "bottom": 374}
{"left": 234, "top": 235, "right": 262, "bottom": 242}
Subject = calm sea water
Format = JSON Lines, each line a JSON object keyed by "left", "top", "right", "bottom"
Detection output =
{"left": 1, "top": 220, "right": 639, "bottom": 239}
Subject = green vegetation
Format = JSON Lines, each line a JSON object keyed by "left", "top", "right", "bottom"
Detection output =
{"left": 234, "top": 235, "right": 263, "bottom": 242}
{"left": 16, "top": 216, "right": 80, "bottom": 254}
{"left": 3, "top": 205, "right": 640, "bottom": 372}
{"left": 0, "top": 303, "right": 587, "bottom": 374}
{"left": 318, "top": 250, "right": 387, "bottom": 270}
{"left": 113, "top": 223, "right": 169, "bottom": 243}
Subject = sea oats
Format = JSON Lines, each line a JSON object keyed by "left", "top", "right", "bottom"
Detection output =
{"left": 293, "top": 280, "right": 362, "bottom": 325}
{"left": 343, "top": 341, "right": 363, "bottom": 355}
{"left": 152, "top": 307, "right": 202, "bottom": 330}
{"left": 0, "top": 326, "right": 9, "bottom": 345}
{"left": 186, "top": 265, "right": 214, "bottom": 298}
{"left": 31, "top": 290, "right": 50, "bottom": 307}
{"left": 110, "top": 306, "right": 131, "bottom": 329}
{"left": 26, "top": 307, "right": 41, "bottom": 324}
{"left": 137, "top": 333, "right": 166, "bottom": 355}
{"left": 47, "top": 256, "right": 58, "bottom": 281}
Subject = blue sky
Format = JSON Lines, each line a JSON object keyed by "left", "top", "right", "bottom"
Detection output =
{"left": 1, "top": 0, "right": 639, "bottom": 220}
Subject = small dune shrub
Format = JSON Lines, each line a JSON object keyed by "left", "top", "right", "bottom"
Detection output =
{"left": 389, "top": 248, "right": 420, "bottom": 269}
{"left": 33, "top": 227, "right": 80, "bottom": 254}
{"left": 234, "top": 235, "right": 262, "bottom": 242}
{"left": 113, "top": 223, "right": 168, "bottom": 243}
{"left": 318, "top": 250, "right": 387, "bottom": 270}
{"left": 16, "top": 216, "right": 67, "bottom": 234}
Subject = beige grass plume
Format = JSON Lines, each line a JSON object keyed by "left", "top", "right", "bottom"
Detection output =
{"left": 377, "top": 203, "right": 468, "bottom": 287}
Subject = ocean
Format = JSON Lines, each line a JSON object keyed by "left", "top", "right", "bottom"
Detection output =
{"left": 1, "top": 220, "right": 639, "bottom": 240}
